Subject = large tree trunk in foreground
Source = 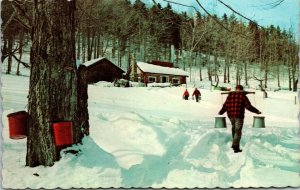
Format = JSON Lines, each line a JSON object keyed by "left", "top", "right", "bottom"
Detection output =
{"left": 26, "top": 0, "right": 86, "bottom": 167}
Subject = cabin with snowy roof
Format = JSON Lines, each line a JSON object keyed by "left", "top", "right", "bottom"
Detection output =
{"left": 129, "top": 60, "right": 189, "bottom": 85}
{"left": 79, "top": 57, "right": 125, "bottom": 84}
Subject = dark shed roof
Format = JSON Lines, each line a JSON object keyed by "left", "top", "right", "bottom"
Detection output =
{"left": 150, "top": 60, "right": 173, "bottom": 68}
{"left": 81, "top": 57, "right": 125, "bottom": 83}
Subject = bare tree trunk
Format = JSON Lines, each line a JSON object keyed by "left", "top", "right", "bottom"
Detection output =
{"left": 93, "top": 35, "right": 97, "bottom": 59}
{"left": 291, "top": 55, "right": 297, "bottom": 92}
{"left": 223, "top": 56, "right": 228, "bottom": 83}
{"left": 82, "top": 31, "right": 86, "bottom": 63}
{"left": 235, "top": 63, "right": 238, "bottom": 85}
{"left": 16, "top": 30, "right": 24, "bottom": 76}
{"left": 118, "top": 39, "right": 121, "bottom": 67}
{"left": 227, "top": 62, "right": 230, "bottom": 83}
{"left": 77, "top": 65, "right": 89, "bottom": 135}
{"left": 264, "top": 61, "right": 269, "bottom": 89}
{"left": 277, "top": 63, "right": 281, "bottom": 88}
{"left": 199, "top": 65, "right": 202, "bottom": 81}
{"left": 235, "top": 60, "right": 240, "bottom": 85}
{"left": 288, "top": 63, "right": 292, "bottom": 91}
{"left": 143, "top": 38, "right": 147, "bottom": 61}
{"left": 90, "top": 31, "right": 95, "bottom": 60}
{"left": 244, "top": 61, "right": 248, "bottom": 86}
{"left": 207, "top": 54, "right": 211, "bottom": 81}
{"left": 27, "top": 0, "right": 85, "bottom": 167}
{"left": 214, "top": 50, "right": 218, "bottom": 82}
{"left": 196, "top": 53, "right": 203, "bottom": 81}
{"left": 112, "top": 38, "right": 116, "bottom": 58}
{"left": 2, "top": 39, "right": 7, "bottom": 62}
{"left": 76, "top": 31, "right": 81, "bottom": 60}
{"left": 87, "top": 29, "right": 94, "bottom": 61}
{"left": 6, "top": 36, "right": 13, "bottom": 74}
{"left": 207, "top": 45, "right": 212, "bottom": 81}
{"left": 164, "top": 43, "right": 167, "bottom": 60}
{"left": 96, "top": 33, "right": 101, "bottom": 57}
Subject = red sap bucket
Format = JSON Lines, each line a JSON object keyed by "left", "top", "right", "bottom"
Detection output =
{"left": 52, "top": 121, "right": 73, "bottom": 146}
{"left": 7, "top": 111, "right": 28, "bottom": 139}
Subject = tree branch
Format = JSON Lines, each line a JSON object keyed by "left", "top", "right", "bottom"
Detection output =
{"left": 12, "top": 0, "right": 32, "bottom": 30}
{"left": 12, "top": 54, "right": 30, "bottom": 68}
{"left": 254, "top": 0, "right": 285, "bottom": 9}
{"left": 194, "top": 0, "right": 248, "bottom": 38}
{"left": 160, "top": 0, "right": 248, "bottom": 38}
{"left": 2, "top": 10, "right": 17, "bottom": 32}
{"left": 216, "top": 0, "right": 264, "bottom": 29}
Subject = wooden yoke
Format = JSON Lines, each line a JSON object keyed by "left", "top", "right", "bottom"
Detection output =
{"left": 221, "top": 91, "right": 255, "bottom": 95}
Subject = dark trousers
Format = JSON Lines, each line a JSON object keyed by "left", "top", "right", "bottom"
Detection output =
{"left": 184, "top": 96, "right": 189, "bottom": 100}
{"left": 229, "top": 117, "right": 244, "bottom": 148}
{"left": 195, "top": 96, "right": 201, "bottom": 102}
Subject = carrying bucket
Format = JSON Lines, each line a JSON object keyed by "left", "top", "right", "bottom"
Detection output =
{"left": 253, "top": 116, "right": 265, "bottom": 128}
{"left": 52, "top": 121, "right": 73, "bottom": 146}
{"left": 215, "top": 116, "right": 227, "bottom": 128}
{"left": 7, "top": 111, "right": 28, "bottom": 139}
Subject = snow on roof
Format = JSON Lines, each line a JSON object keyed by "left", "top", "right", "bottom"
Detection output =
{"left": 81, "top": 57, "right": 125, "bottom": 72}
{"left": 137, "top": 62, "right": 189, "bottom": 76}
{"left": 81, "top": 57, "right": 105, "bottom": 67}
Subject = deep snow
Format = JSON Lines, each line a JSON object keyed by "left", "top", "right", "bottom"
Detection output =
{"left": 1, "top": 70, "right": 300, "bottom": 189}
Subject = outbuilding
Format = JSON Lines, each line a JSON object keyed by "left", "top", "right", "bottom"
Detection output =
{"left": 129, "top": 61, "right": 189, "bottom": 85}
{"left": 79, "top": 57, "right": 125, "bottom": 84}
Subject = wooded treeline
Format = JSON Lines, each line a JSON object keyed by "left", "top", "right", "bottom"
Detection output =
{"left": 2, "top": 0, "right": 299, "bottom": 91}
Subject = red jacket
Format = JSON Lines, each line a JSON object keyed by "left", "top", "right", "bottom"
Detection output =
{"left": 183, "top": 90, "right": 189, "bottom": 97}
{"left": 219, "top": 91, "right": 260, "bottom": 119}
{"left": 192, "top": 89, "right": 201, "bottom": 97}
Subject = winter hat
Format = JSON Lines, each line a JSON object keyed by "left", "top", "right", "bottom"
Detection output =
{"left": 236, "top": 85, "right": 244, "bottom": 90}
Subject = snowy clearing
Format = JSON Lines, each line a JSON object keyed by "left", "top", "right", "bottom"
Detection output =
{"left": 1, "top": 72, "right": 300, "bottom": 188}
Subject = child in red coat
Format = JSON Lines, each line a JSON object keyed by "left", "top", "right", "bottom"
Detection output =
{"left": 183, "top": 89, "right": 189, "bottom": 100}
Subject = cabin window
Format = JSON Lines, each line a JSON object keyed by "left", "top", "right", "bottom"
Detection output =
{"left": 172, "top": 78, "right": 180, "bottom": 84}
{"left": 160, "top": 76, "right": 169, "bottom": 83}
{"left": 148, "top": 76, "right": 156, "bottom": 83}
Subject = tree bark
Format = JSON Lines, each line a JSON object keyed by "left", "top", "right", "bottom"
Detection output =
{"left": 213, "top": 50, "right": 218, "bottom": 82}
{"left": 76, "top": 31, "right": 81, "bottom": 60}
{"left": 87, "top": 28, "right": 92, "bottom": 61}
{"left": 96, "top": 32, "right": 101, "bottom": 57}
{"left": 223, "top": 55, "right": 227, "bottom": 83}
{"left": 26, "top": 0, "right": 85, "bottom": 167}
{"left": 244, "top": 61, "right": 248, "bottom": 86}
{"left": 16, "top": 30, "right": 24, "bottom": 75}
{"left": 77, "top": 65, "right": 89, "bottom": 136}
{"left": 6, "top": 35, "right": 13, "bottom": 74}
{"left": 227, "top": 61, "right": 230, "bottom": 83}
{"left": 1, "top": 39, "right": 8, "bottom": 63}
{"left": 288, "top": 62, "right": 292, "bottom": 91}
{"left": 264, "top": 61, "right": 268, "bottom": 88}
{"left": 82, "top": 30, "right": 86, "bottom": 63}
{"left": 93, "top": 35, "right": 98, "bottom": 59}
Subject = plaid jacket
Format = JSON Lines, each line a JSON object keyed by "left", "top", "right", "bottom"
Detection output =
{"left": 219, "top": 91, "right": 260, "bottom": 119}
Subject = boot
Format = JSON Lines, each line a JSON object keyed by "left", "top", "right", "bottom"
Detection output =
{"left": 232, "top": 145, "right": 242, "bottom": 153}
{"left": 234, "top": 148, "right": 242, "bottom": 153}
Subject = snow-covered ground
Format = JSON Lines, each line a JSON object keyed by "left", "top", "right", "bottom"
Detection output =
{"left": 1, "top": 71, "right": 299, "bottom": 189}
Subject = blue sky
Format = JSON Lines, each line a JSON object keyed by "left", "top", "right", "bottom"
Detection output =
{"left": 140, "top": 0, "right": 299, "bottom": 37}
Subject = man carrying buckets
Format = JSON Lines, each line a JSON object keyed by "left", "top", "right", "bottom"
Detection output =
{"left": 218, "top": 85, "right": 262, "bottom": 153}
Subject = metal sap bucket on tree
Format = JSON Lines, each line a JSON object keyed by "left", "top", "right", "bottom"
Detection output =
{"left": 52, "top": 121, "right": 73, "bottom": 146}
{"left": 7, "top": 111, "right": 28, "bottom": 139}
